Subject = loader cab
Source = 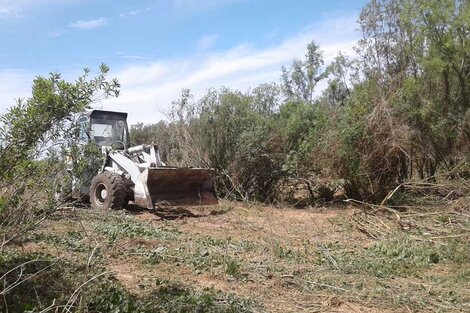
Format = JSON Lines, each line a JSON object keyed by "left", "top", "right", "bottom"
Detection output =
{"left": 78, "top": 110, "right": 130, "bottom": 149}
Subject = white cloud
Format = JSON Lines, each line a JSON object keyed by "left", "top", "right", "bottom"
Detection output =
{"left": 100, "top": 15, "right": 359, "bottom": 124}
{"left": 48, "top": 29, "right": 63, "bottom": 38}
{"left": 121, "top": 55, "right": 151, "bottom": 61}
{"left": 70, "top": 17, "right": 107, "bottom": 30}
{"left": 0, "top": 15, "right": 360, "bottom": 125}
{"left": 0, "top": 0, "right": 80, "bottom": 20}
{"left": 0, "top": 70, "right": 34, "bottom": 114}
{"left": 197, "top": 34, "right": 219, "bottom": 53}
{"left": 0, "top": 6, "right": 18, "bottom": 19}
{"left": 173, "top": 0, "right": 242, "bottom": 11}
{"left": 0, "top": 0, "right": 32, "bottom": 19}
{"left": 119, "top": 7, "right": 151, "bottom": 19}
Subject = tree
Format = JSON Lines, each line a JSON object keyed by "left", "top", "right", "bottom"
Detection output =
{"left": 0, "top": 64, "right": 119, "bottom": 229}
{"left": 322, "top": 52, "right": 353, "bottom": 107}
{"left": 354, "top": 0, "right": 470, "bottom": 181}
{"left": 281, "top": 40, "right": 325, "bottom": 102}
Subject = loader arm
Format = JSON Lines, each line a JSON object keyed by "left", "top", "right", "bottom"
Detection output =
{"left": 108, "top": 152, "right": 154, "bottom": 209}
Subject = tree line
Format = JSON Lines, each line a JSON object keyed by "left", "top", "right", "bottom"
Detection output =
{"left": 130, "top": 0, "right": 470, "bottom": 204}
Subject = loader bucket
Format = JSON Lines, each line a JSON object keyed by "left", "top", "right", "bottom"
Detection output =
{"left": 145, "top": 167, "right": 218, "bottom": 206}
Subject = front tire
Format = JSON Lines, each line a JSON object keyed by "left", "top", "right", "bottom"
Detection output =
{"left": 90, "top": 172, "right": 127, "bottom": 210}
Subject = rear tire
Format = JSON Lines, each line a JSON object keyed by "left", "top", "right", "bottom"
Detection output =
{"left": 90, "top": 172, "right": 127, "bottom": 210}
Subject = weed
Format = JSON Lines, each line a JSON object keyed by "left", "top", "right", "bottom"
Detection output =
{"left": 272, "top": 240, "right": 309, "bottom": 263}
{"left": 224, "top": 256, "right": 241, "bottom": 276}
{"left": 87, "top": 277, "right": 258, "bottom": 313}
{"left": 319, "top": 235, "right": 469, "bottom": 278}
{"left": 85, "top": 276, "right": 140, "bottom": 313}
{"left": 309, "top": 231, "right": 470, "bottom": 312}
{"left": 303, "top": 271, "right": 470, "bottom": 313}
{"left": 0, "top": 252, "right": 78, "bottom": 312}
{"left": 199, "top": 236, "right": 258, "bottom": 252}
{"left": 454, "top": 268, "right": 470, "bottom": 283}
{"left": 30, "top": 231, "right": 89, "bottom": 252}
{"left": 147, "top": 280, "right": 258, "bottom": 313}
{"left": 138, "top": 246, "right": 171, "bottom": 264}
{"left": 274, "top": 241, "right": 294, "bottom": 259}
{"left": 187, "top": 248, "right": 224, "bottom": 270}
{"left": 0, "top": 251, "right": 259, "bottom": 313}
{"left": 89, "top": 212, "right": 179, "bottom": 242}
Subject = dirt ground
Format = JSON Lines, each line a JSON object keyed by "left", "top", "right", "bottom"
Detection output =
{"left": 14, "top": 200, "right": 470, "bottom": 312}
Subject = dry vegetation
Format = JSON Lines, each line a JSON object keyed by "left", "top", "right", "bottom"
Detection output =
{"left": 2, "top": 191, "right": 468, "bottom": 312}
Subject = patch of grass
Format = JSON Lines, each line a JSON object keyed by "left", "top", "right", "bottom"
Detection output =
{"left": 89, "top": 212, "right": 179, "bottom": 242}
{"left": 274, "top": 241, "right": 294, "bottom": 259}
{"left": 134, "top": 240, "right": 245, "bottom": 278}
{"left": 319, "top": 235, "right": 469, "bottom": 278}
{"left": 148, "top": 280, "right": 257, "bottom": 312}
{"left": 30, "top": 230, "right": 89, "bottom": 252}
{"left": 453, "top": 268, "right": 470, "bottom": 283}
{"left": 85, "top": 276, "right": 140, "bottom": 313}
{"left": 87, "top": 277, "right": 258, "bottom": 313}
{"left": 273, "top": 241, "right": 307, "bottom": 261}
{"left": 303, "top": 271, "right": 470, "bottom": 313}
{"left": 181, "top": 245, "right": 245, "bottom": 277}
{"left": 224, "top": 256, "right": 241, "bottom": 276}
{"left": 137, "top": 246, "right": 171, "bottom": 264}
{"left": 1, "top": 250, "right": 259, "bottom": 313}
{"left": 0, "top": 252, "right": 78, "bottom": 312}
{"left": 309, "top": 232, "right": 470, "bottom": 312}
{"left": 199, "top": 236, "right": 258, "bottom": 253}
{"left": 187, "top": 248, "right": 226, "bottom": 270}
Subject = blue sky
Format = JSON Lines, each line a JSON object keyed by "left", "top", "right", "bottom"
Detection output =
{"left": 0, "top": 0, "right": 368, "bottom": 123}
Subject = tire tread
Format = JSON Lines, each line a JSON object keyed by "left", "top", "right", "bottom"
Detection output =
{"left": 90, "top": 171, "right": 127, "bottom": 210}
